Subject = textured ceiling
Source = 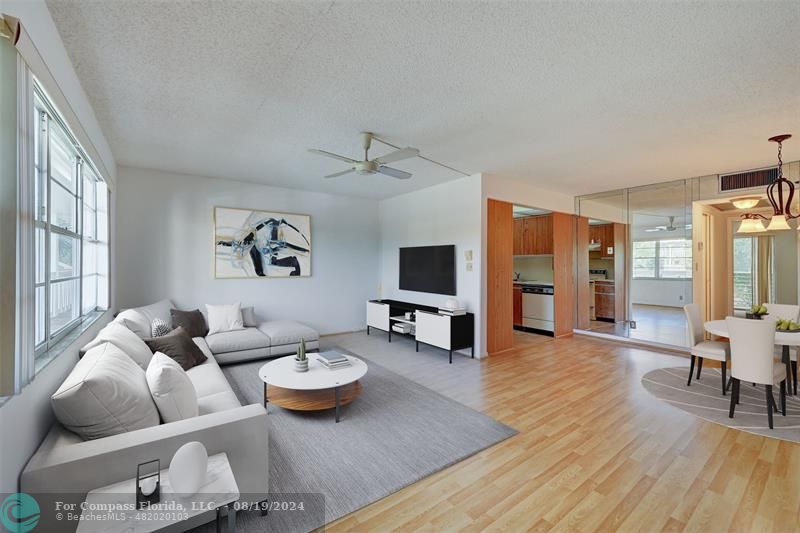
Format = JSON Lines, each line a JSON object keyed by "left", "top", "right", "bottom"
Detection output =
{"left": 46, "top": 1, "right": 800, "bottom": 199}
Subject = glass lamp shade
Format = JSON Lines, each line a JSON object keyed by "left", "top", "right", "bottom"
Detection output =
{"left": 737, "top": 218, "right": 765, "bottom": 234}
{"left": 731, "top": 197, "right": 761, "bottom": 209}
{"left": 766, "top": 214, "right": 791, "bottom": 231}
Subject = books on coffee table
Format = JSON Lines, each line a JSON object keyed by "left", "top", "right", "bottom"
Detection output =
{"left": 315, "top": 351, "right": 352, "bottom": 370}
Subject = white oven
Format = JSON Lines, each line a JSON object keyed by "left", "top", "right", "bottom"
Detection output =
{"left": 521, "top": 285, "right": 554, "bottom": 332}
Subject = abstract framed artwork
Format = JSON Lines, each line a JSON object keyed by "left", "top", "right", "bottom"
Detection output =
{"left": 214, "top": 207, "right": 311, "bottom": 278}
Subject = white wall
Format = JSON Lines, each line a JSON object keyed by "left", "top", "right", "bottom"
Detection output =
{"left": 116, "top": 167, "right": 379, "bottom": 335}
{"left": 631, "top": 279, "right": 692, "bottom": 307}
{"left": 379, "top": 174, "right": 483, "bottom": 355}
{"left": 0, "top": 0, "right": 116, "bottom": 492}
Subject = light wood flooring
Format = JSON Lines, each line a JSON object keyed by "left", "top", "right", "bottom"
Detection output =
{"left": 323, "top": 330, "right": 800, "bottom": 532}
{"left": 584, "top": 304, "right": 689, "bottom": 347}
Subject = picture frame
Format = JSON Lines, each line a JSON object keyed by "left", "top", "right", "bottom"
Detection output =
{"left": 213, "top": 206, "right": 312, "bottom": 279}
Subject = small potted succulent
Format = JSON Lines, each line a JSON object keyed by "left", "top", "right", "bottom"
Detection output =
{"left": 294, "top": 339, "right": 308, "bottom": 372}
{"left": 746, "top": 304, "right": 769, "bottom": 320}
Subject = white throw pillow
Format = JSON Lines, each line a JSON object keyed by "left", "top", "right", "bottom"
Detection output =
{"left": 80, "top": 322, "right": 154, "bottom": 370}
{"left": 146, "top": 352, "right": 198, "bottom": 423}
{"left": 206, "top": 303, "right": 244, "bottom": 335}
{"left": 52, "top": 342, "right": 159, "bottom": 440}
{"left": 116, "top": 299, "right": 174, "bottom": 338}
{"left": 241, "top": 306, "right": 258, "bottom": 327}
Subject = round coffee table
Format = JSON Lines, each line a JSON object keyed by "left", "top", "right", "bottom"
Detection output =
{"left": 258, "top": 353, "right": 368, "bottom": 423}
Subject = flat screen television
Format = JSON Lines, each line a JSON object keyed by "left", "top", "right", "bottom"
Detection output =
{"left": 399, "top": 245, "right": 456, "bottom": 295}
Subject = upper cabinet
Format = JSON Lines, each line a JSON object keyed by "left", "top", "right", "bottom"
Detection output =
{"left": 513, "top": 214, "right": 553, "bottom": 255}
{"left": 589, "top": 223, "right": 614, "bottom": 258}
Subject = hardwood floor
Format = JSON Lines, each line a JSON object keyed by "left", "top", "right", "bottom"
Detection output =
{"left": 325, "top": 331, "right": 800, "bottom": 532}
{"left": 585, "top": 304, "right": 689, "bottom": 347}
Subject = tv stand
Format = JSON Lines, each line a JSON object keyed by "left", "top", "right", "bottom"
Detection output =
{"left": 366, "top": 300, "right": 475, "bottom": 364}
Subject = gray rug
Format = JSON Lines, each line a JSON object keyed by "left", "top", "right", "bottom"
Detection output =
{"left": 194, "top": 347, "right": 516, "bottom": 532}
{"left": 642, "top": 366, "right": 800, "bottom": 442}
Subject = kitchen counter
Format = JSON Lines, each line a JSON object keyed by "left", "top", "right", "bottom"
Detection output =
{"left": 513, "top": 281, "right": 554, "bottom": 287}
{"left": 593, "top": 279, "right": 614, "bottom": 285}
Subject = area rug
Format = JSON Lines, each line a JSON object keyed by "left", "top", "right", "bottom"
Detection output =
{"left": 642, "top": 366, "right": 800, "bottom": 442}
{"left": 193, "top": 347, "right": 517, "bottom": 532}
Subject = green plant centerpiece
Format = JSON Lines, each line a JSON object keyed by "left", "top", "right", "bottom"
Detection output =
{"left": 294, "top": 339, "right": 309, "bottom": 372}
{"left": 776, "top": 318, "right": 800, "bottom": 332}
{"left": 746, "top": 304, "right": 769, "bottom": 320}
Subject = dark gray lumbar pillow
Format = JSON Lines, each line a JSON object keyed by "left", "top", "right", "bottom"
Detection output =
{"left": 170, "top": 308, "right": 209, "bottom": 338}
{"left": 144, "top": 327, "right": 208, "bottom": 370}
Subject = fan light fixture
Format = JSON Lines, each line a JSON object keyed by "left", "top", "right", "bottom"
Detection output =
{"left": 730, "top": 197, "right": 760, "bottom": 209}
{"left": 736, "top": 134, "right": 795, "bottom": 234}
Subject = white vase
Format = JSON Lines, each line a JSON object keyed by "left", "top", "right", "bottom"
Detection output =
{"left": 294, "top": 358, "right": 309, "bottom": 372}
{"left": 169, "top": 441, "right": 208, "bottom": 495}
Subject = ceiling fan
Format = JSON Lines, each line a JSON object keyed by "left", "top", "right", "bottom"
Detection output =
{"left": 308, "top": 132, "right": 419, "bottom": 179}
{"left": 644, "top": 216, "right": 691, "bottom": 233}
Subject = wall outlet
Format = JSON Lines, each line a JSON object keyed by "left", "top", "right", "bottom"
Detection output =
{"left": 465, "top": 250, "right": 473, "bottom": 261}
{"left": 679, "top": 295, "right": 684, "bottom": 301}
{"left": 466, "top": 262, "right": 473, "bottom": 272}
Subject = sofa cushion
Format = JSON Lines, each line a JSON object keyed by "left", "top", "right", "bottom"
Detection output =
{"left": 213, "top": 348, "right": 271, "bottom": 365}
{"left": 146, "top": 352, "right": 198, "bottom": 423}
{"left": 205, "top": 327, "right": 270, "bottom": 354}
{"left": 80, "top": 322, "right": 154, "bottom": 370}
{"left": 186, "top": 338, "right": 242, "bottom": 414}
{"left": 116, "top": 299, "right": 174, "bottom": 339}
{"left": 171, "top": 308, "right": 209, "bottom": 338}
{"left": 51, "top": 343, "right": 159, "bottom": 440}
{"left": 144, "top": 327, "right": 207, "bottom": 370}
{"left": 257, "top": 320, "right": 319, "bottom": 346}
{"left": 197, "top": 390, "right": 242, "bottom": 415}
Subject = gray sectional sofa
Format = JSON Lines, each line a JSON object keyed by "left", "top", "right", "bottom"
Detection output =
{"left": 21, "top": 300, "right": 319, "bottom": 532}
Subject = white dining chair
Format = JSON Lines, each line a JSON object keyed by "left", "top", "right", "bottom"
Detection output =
{"left": 763, "top": 303, "right": 800, "bottom": 322}
{"left": 764, "top": 303, "right": 799, "bottom": 395}
{"left": 684, "top": 304, "right": 730, "bottom": 394}
{"left": 726, "top": 316, "right": 787, "bottom": 429}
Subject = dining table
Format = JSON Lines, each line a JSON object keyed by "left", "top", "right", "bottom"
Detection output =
{"left": 704, "top": 319, "right": 797, "bottom": 395}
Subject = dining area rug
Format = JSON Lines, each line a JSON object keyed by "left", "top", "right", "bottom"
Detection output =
{"left": 642, "top": 366, "right": 800, "bottom": 442}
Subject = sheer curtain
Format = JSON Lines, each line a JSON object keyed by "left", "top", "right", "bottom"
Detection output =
{"left": 756, "top": 235, "right": 774, "bottom": 305}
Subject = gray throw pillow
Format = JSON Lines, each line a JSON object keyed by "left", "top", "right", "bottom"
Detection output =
{"left": 170, "top": 308, "right": 209, "bottom": 338}
{"left": 242, "top": 306, "right": 258, "bottom": 327}
{"left": 144, "top": 327, "right": 208, "bottom": 370}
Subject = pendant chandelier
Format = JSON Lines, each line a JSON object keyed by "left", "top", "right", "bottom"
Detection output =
{"left": 737, "top": 134, "right": 794, "bottom": 234}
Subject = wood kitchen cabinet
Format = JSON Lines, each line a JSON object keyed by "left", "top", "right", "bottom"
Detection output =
{"left": 589, "top": 224, "right": 615, "bottom": 258}
{"left": 514, "top": 215, "right": 554, "bottom": 255}
{"left": 513, "top": 218, "right": 525, "bottom": 256}
{"left": 513, "top": 285, "right": 522, "bottom": 326}
{"left": 594, "top": 281, "right": 615, "bottom": 320}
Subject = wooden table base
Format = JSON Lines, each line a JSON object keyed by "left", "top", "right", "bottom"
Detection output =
{"left": 266, "top": 381, "right": 362, "bottom": 411}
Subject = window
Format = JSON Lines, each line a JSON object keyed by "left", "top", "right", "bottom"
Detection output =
{"left": 34, "top": 84, "right": 109, "bottom": 357}
{"left": 632, "top": 239, "right": 692, "bottom": 279}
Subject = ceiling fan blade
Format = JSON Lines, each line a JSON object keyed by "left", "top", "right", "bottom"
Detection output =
{"left": 308, "top": 149, "right": 357, "bottom": 164}
{"left": 324, "top": 168, "right": 355, "bottom": 179}
{"left": 374, "top": 147, "right": 419, "bottom": 165}
{"left": 377, "top": 166, "right": 412, "bottom": 180}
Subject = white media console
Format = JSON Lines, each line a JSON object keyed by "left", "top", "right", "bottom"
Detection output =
{"left": 366, "top": 300, "right": 475, "bottom": 364}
